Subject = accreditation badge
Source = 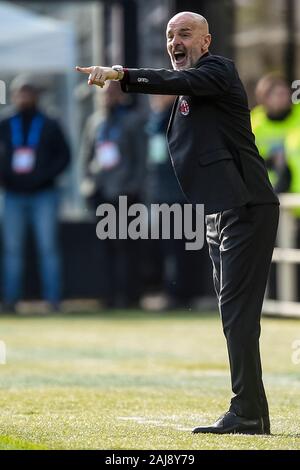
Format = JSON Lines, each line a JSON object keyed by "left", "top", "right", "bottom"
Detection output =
{"left": 12, "top": 147, "right": 36, "bottom": 174}
{"left": 96, "top": 141, "right": 121, "bottom": 169}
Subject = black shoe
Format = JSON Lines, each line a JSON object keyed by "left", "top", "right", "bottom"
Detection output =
{"left": 192, "top": 411, "right": 265, "bottom": 435}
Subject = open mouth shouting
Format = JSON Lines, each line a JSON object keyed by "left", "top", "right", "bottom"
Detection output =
{"left": 173, "top": 50, "right": 188, "bottom": 69}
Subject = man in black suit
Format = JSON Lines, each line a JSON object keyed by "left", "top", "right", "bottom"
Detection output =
{"left": 77, "top": 11, "right": 279, "bottom": 435}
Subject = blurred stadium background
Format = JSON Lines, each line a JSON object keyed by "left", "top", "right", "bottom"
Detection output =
{"left": 0, "top": 0, "right": 300, "bottom": 450}
{"left": 0, "top": 0, "right": 300, "bottom": 310}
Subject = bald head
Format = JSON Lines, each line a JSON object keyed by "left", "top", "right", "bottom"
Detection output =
{"left": 166, "top": 11, "right": 211, "bottom": 70}
{"left": 168, "top": 12, "right": 209, "bottom": 34}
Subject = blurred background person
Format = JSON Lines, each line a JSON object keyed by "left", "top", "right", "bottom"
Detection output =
{"left": 142, "top": 94, "right": 193, "bottom": 310}
{"left": 251, "top": 74, "right": 300, "bottom": 300}
{"left": 251, "top": 74, "right": 300, "bottom": 192}
{"left": 0, "top": 75, "right": 70, "bottom": 313}
{"left": 80, "top": 82, "right": 146, "bottom": 308}
{"left": 276, "top": 128, "right": 300, "bottom": 301}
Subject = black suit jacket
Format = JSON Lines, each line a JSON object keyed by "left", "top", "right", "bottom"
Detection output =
{"left": 121, "top": 52, "right": 279, "bottom": 214}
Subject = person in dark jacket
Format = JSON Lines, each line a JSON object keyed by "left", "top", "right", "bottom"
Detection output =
{"left": 0, "top": 76, "right": 70, "bottom": 312}
{"left": 144, "top": 94, "right": 191, "bottom": 308}
{"left": 80, "top": 82, "right": 146, "bottom": 308}
{"left": 76, "top": 11, "right": 279, "bottom": 435}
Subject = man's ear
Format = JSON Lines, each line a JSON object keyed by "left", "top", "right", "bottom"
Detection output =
{"left": 202, "top": 33, "right": 212, "bottom": 53}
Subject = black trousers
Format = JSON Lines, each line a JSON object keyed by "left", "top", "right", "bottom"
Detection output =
{"left": 205, "top": 204, "right": 279, "bottom": 419}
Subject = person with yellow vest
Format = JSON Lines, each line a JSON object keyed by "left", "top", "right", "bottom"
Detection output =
{"left": 277, "top": 129, "right": 300, "bottom": 218}
{"left": 251, "top": 74, "right": 300, "bottom": 189}
{"left": 284, "top": 130, "right": 300, "bottom": 194}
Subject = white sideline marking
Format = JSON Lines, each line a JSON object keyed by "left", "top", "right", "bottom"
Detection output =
{"left": 118, "top": 416, "right": 191, "bottom": 431}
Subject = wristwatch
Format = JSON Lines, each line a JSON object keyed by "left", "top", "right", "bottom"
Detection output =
{"left": 112, "top": 65, "right": 124, "bottom": 81}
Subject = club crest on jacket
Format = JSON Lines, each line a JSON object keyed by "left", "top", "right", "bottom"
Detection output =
{"left": 179, "top": 99, "right": 190, "bottom": 116}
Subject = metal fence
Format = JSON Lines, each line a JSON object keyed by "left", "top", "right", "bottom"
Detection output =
{"left": 263, "top": 193, "right": 300, "bottom": 318}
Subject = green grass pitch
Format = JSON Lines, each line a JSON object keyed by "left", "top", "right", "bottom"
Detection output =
{"left": 0, "top": 311, "right": 299, "bottom": 450}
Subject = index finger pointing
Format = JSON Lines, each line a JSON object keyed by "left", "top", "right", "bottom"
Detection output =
{"left": 76, "top": 66, "right": 93, "bottom": 74}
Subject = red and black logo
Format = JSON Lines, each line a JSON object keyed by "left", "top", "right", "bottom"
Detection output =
{"left": 179, "top": 99, "right": 190, "bottom": 116}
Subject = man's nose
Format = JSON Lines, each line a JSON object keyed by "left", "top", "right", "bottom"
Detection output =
{"left": 171, "top": 35, "right": 182, "bottom": 48}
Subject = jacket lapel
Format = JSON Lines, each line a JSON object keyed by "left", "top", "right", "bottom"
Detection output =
{"left": 166, "top": 96, "right": 179, "bottom": 137}
{"left": 166, "top": 53, "right": 210, "bottom": 136}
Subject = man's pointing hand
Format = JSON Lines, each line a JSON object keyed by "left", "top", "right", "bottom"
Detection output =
{"left": 76, "top": 66, "right": 119, "bottom": 87}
